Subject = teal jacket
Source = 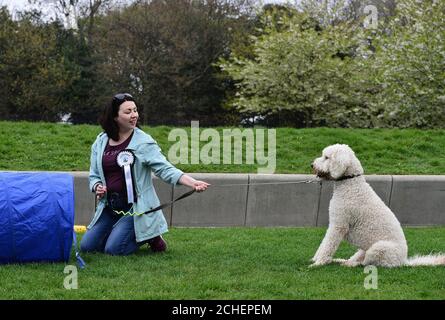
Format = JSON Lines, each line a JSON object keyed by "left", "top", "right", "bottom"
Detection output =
{"left": 88, "top": 127, "right": 184, "bottom": 242}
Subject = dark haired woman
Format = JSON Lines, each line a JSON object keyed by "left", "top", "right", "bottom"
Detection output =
{"left": 80, "top": 93, "right": 209, "bottom": 255}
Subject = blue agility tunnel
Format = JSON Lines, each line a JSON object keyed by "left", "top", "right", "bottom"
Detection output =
{"left": 0, "top": 172, "right": 75, "bottom": 264}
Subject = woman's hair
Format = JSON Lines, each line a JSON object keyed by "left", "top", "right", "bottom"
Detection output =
{"left": 99, "top": 93, "right": 138, "bottom": 141}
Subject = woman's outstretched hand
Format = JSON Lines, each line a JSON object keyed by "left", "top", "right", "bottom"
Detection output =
{"left": 179, "top": 175, "right": 210, "bottom": 192}
{"left": 192, "top": 180, "right": 210, "bottom": 192}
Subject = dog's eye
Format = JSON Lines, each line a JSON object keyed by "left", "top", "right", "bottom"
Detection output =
{"left": 324, "top": 156, "right": 329, "bottom": 160}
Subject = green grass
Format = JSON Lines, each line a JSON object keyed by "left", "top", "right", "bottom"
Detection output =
{"left": 1, "top": 121, "right": 445, "bottom": 174}
{"left": 1, "top": 122, "right": 443, "bottom": 300}
{"left": 1, "top": 227, "right": 444, "bottom": 300}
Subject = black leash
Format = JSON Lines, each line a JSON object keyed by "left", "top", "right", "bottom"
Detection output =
{"left": 142, "top": 188, "right": 196, "bottom": 214}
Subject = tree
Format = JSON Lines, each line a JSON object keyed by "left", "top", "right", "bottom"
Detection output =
{"left": 91, "top": 0, "right": 256, "bottom": 126}
{"left": 219, "top": 4, "right": 374, "bottom": 127}
{"left": 369, "top": 0, "right": 445, "bottom": 128}
{"left": 219, "top": 0, "right": 445, "bottom": 128}
{"left": 56, "top": 26, "right": 105, "bottom": 124}
{"left": 0, "top": 8, "right": 77, "bottom": 121}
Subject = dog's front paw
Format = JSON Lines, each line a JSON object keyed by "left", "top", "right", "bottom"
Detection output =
{"left": 342, "top": 260, "right": 362, "bottom": 267}
{"left": 333, "top": 258, "right": 361, "bottom": 267}
{"left": 309, "top": 257, "right": 332, "bottom": 268}
{"left": 309, "top": 261, "right": 326, "bottom": 268}
{"left": 332, "top": 258, "right": 347, "bottom": 264}
{"left": 311, "top": 251, "right": 322, "bottom": 262}
{"left": 309, "top": 262, "right": 320, "bottom": 268}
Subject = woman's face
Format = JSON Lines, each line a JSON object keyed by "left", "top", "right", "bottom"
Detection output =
{"left": 115, "top": 101, "right": 139, "bottom": 132}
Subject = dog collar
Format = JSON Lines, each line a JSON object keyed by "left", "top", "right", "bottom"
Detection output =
{"left": 336, "top": 174, "right": 362, "bottom": 181}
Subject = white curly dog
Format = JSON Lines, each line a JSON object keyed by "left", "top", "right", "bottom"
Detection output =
{"left": 311, "top": 144, "right": 445, "bottom": 267}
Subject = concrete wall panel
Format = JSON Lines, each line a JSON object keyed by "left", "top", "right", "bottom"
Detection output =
{"left": 3, "top": 172, "right": 443, "bottom": 227}
{"left": 171, "top": 173, "right": 249, "bottom": 227}
{"left": 390, "top": 175, "right": 445, "bottom": 226}
{"left": 152, "top": 176, "right": 174, "bottom": 226}
{"left": 246, "top": 174, "right": 320, "bottom": 226}
{"left": 70, "top": 172, "right": 96, "bottom": 226}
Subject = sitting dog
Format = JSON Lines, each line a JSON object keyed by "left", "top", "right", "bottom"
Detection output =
{"left": 311, "top": 144, "right": 445, "bottom": 267}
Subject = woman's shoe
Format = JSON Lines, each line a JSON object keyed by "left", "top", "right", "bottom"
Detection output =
{"left": 148, "top": 235, "right": 167, "bottom": 252}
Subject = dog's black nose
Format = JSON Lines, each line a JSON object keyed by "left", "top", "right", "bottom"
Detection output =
{"left": 310, "top": 163, "right": 314, "bottom": 169}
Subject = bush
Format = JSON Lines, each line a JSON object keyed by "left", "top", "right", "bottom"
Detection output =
{"left": 220, "top": 0, "right": 445, "bottom": 128}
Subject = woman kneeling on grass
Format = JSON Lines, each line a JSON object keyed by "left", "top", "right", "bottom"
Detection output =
{"left": 80, "top": 93, "right": 209, "bottom": 255}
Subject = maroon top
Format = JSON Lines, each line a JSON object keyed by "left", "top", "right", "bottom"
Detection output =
{"left": 102, "top": 133, "right": 133, "bottom": 194}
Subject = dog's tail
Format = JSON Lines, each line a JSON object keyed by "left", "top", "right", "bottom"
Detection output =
{"left": 405, "top": 254, "right": 445, "bottom": 266}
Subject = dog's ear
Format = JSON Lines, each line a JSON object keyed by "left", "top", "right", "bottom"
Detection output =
{"left": 328, "top": 149, "right": 350, "bottom": 180}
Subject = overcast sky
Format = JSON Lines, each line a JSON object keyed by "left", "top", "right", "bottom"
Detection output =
{"left": 0, "top": 0, "right": 291, "bottom": 12}
{"left": 0, "top": 0, "right": 55, "bottom": 17}
{"left": 1, "top": 0, "right": 30, "bottom": 11}
{"left": 0, "top": 0, "right": 292, "bottom": 23}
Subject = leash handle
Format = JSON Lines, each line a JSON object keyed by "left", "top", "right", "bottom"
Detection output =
{"left": 142, "top": 189, "right": 196, "bottom": 215}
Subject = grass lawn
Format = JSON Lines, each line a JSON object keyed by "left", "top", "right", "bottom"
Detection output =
{"left": 1, "top": 121, "right": 444, "bottom": 301}
{"left": 0, "top": 121, "right": 445, "bottom": 174}
{"left": 1, "top": 227, "right": 444, "bottom": 300}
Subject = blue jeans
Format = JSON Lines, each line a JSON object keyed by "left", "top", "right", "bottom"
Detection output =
{"left": 80, "top": 206, "right": 141, "bottom": 256}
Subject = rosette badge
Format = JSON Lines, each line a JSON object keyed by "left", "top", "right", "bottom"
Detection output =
{"left": 117, "top": 150, "right": 134, "bottom": 167}
{"left": 116, "top": 150, "right": 136, "bottom": 204}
